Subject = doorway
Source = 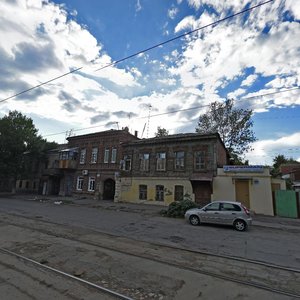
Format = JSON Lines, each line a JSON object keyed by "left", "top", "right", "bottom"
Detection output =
{"left": 235, "top": 180, "right": 250, "bottom": 208}
{"left": 103, "top": 178, "right": 115, "bottom": 200}
{"left": 191, "top": 181, "right": 212, "bottom": 207}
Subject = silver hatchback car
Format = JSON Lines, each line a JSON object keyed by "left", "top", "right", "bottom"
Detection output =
{"left": 185, "top": 201, "right": 252, "bottom": 231}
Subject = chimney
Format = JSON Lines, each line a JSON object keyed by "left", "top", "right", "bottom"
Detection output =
{"left": 134, "top": 130, "right": 138, "bottom": 137}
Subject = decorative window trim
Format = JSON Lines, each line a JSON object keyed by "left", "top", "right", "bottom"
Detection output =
{"left": 104, "top": 149, "right": 109, "bottom": 163}
{"left": 111, "top": 148, "right": 117, "bottom": 163}
{"left": 156, "top": 152, "right": 166, "bottom": 171}
{"left": 88, "top": 177, "right": 95, "bottom": 192}
{"left": 80, "top": 149, "right": 86, "bottom": 164}
{"left": 91, "top": 148, "right": 98, "bottom": 164}
{"left": 76, "top": 177, "right": 84, "bottom": 190}
{"left": 139, "top": 185, "right": 147, "bottom": 200}
{"left": 174, "top": 151, "right": 185, "bottom": 170}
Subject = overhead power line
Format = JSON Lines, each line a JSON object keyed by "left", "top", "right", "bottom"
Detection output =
{"left": 0, "top": 0, "right": 274, "bottom": 104}
{"left": 43, "top": 85, "right": 300, "bottom": 138}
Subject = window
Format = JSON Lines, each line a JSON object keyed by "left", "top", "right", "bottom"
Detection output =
{"left": 174, "top": 185, "right": 184, "bottom": 201}
{"left": 19, "top": 180, "right": 22, "bottom": 188}
{"left": 88, "top": 177, "right": 95, "bottom": 191}
{"left": 139, "top": 185, "right": 147, "bottom": 200}
{"left": 76, "top": 177, "right": 84, "bottom": 190}
{"left": 175, "top": 151, "right": 185, "bottom": 170}
{"left": 91, "top": 148, "right": 98, "bottom": 163}
{"left": 156, "top": 152, "right": 166, "bottom": 171}
{"left": 140, "top": 153, "right": 149, "bottom": 171}
{"left": 221, "top": 203, "right": 241, "bottom": 211}
{"left": 124, "top": 155, "right": 131, "bottom": 171}
{"left": 156, "top": 185, "right": 164, "bottom": 201}
{"left": 80, "top": 149, "right": 86, "bottom": 164}
{"left": 104, "top": 149, "right": 109, "bottom": 163}
{"left": 195, "top": 151, "right": 205, "bottom": 170}
{"left": 205, "top": 202, "right": 220, "bottom": 211}
{"left": 111, "top": 148, "right": 117, "bottom": 163}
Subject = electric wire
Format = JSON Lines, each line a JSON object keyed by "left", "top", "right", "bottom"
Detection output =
{"left": 42, "top": 85, "right": 300, "bottom": 138}
{"left": 0, "top": 0, "right": 275, "bottom": 104}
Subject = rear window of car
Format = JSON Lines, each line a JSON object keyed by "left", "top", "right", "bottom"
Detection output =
{"left": 221, "top": 203, "right": 241, "bottom": 211}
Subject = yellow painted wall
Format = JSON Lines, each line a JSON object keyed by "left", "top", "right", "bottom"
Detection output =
{"left": 212, "top": 168, "right": 275, "bottom": 216}
{"left": 119, "top": 177, "right": 194, "bottom": 206}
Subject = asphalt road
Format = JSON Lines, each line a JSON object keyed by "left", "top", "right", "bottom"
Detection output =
{"left": 0, "top": 197, "right": 300, "bottom": 269}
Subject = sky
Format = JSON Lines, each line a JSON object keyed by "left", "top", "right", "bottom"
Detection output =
{"left": 0, "top": 0, "right": 300, "bottom": 165}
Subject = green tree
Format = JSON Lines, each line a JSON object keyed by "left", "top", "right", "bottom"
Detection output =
{"left": 155, "top": 126, "right": 169, "bottom": 137}
{"left": 0, "top": 111, "right": 57, "bottom": 192}
{"left": 195, "top": 99, "right": 256, "bottom": 162}
{"left": 271, "top": 154, "right": 299, "bottom": 178}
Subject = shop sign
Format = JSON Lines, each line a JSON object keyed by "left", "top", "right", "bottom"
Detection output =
{"left": 223, "top": 165, "right": 264, "bottom": 173}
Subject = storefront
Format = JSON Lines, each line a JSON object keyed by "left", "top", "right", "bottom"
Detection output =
{"left": 212, "top": 166, "right": 286, "bottom": 216}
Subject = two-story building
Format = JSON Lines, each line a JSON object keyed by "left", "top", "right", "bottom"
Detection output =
{"left": 116, "top": 132, "right": 229, "bottom": 206}
{"left": 58, "top": 129, "right": 139, "bottom": 198}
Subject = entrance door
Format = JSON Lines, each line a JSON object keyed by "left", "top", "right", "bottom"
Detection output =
{"left": 235, "top": 180, "right": 250, "bottom": 208}
{"left": 103, "top": 179, "right": 115, "bottom": 200}
{"left": 191, "top": 181, "right": 212, "bottom": 207}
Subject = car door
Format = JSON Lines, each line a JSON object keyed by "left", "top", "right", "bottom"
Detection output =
{"left": 200, "top": 202, "right": 220, "bottom": 224}
{"left": 219, "top": 203, "right": 242, "bottom": 225}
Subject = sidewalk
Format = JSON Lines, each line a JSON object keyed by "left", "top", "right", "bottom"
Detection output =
{"left": 2, "top": 193, "right": 300, "bottom": 232}
{"left": 252, "top": 214, "right": 300, "bottom": 232}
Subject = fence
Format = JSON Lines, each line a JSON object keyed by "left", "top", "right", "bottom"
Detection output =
{"left": 273, "top": 190, "right": 300, "bottom": 218}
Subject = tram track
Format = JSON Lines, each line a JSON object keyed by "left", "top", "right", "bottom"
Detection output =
{"left": 0, "top": 211, "right": 300, "bottom": 299}
{"left": 0, "top": 247, "right": 128, "bottom": 300}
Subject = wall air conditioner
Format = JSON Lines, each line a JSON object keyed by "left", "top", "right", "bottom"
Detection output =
{"left": 82, "top": 170, "right": 88, "bottom": 176}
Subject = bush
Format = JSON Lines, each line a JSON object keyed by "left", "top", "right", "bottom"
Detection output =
{"left": 164, "top": 199, "right": 198, "bottom": 218}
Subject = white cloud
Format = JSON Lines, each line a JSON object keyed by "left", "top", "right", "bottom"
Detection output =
{"left": 135, "top": 0, "right": 142, "bottom": 12}
{"left": 241, "top": 74, "right": 258, "bottom": 87}
{"left": 168, "top": 7, "right": 179, "bottom": 19}
{"left": 246, "top": 132, "right": 300, "bottom": 165}
{"left": 228, "top": 88, "right": 246, "bottom": 99}
{"left": 187, "top": 0, "right": 201, "bottom": 10}
{"left": 285, "top": 0, "right": 300, "bottom": 20}
{"left": 175, "top": 15, "right": 196, "bottom": 32}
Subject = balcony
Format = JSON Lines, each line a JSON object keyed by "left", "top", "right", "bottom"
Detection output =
{"left": 59, "top": 159, "right": 77, "bottom": 169}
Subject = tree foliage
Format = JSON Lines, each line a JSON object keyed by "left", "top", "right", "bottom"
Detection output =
{"left": 195, "top": 99, "right": 256, "bottom": 160}
{"left": 271, "top": 154, "right": 299, "bottom": 178}
{"left": 0, "top": 111, "right": 57, "bottom": 191}
{"left": 155, "top": 126, "right": 169, "bottom": 137}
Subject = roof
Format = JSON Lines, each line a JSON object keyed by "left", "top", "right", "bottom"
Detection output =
{"left": 122, "top": 132, "right": 224, "bottom": 147}
{"left": 67, "top": 129, "right": 139, "bottom": 141}
{"left": 280, "top": 163, "right": 300, "bottom": 174}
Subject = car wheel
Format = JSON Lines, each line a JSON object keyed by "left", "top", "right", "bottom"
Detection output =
{"left": 234, "top": 219, "right": 247, "bottom": 231}
{"left": 189, "top": 215, "right": 200, "bottom": 226}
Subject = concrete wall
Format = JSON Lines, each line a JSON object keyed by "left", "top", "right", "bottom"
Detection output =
{"left": 116, "top": 177, "right": 194, "bottom": 206}
{"left": 212, "top": 167, "right": 275, "bottom": 216}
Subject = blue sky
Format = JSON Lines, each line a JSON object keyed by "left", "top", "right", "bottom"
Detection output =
{"left": 0, "top": 0, "right": 300, "bottom": 165}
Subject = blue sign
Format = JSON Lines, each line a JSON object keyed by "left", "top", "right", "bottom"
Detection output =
{"left": 223, "top": 165, "right": 264, "bottom": 173}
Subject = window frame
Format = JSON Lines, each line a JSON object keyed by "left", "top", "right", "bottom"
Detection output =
{"left": 194, "top": 151, "right": 206, "bottom": 170}
{"left": 104, "top": 149, "right": 110, "bottom": 163}
{"left": 139, "top": 184, "right": 147, "bottom": 200}
{"left": 156, "top": 152, "right": 166, "bottom": 171}
{"left": 79, "top": 149, "right": 86, "bottom": 164}
{"left": 111, "top": 148, "right": 117, "bottom": 163}
{"left": 88, "top": 177, "right": 96, "bottom": 192}
{"left": 174, "top": 185, "right": 184, "bottom": 201}
{"left": 76, "top": 176, "right": 84, "bottom": 190}
{"left": 91, "top": 147, "right": 98, "bottom": 164}
{"left": 155, "top": 185, "right": 164, "bottom": 201}
{"left": 174, "top": 151, "right": 185, "bottom": 170}
{"left": 140, "top": 153, "right": 150, "bottom": 171}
